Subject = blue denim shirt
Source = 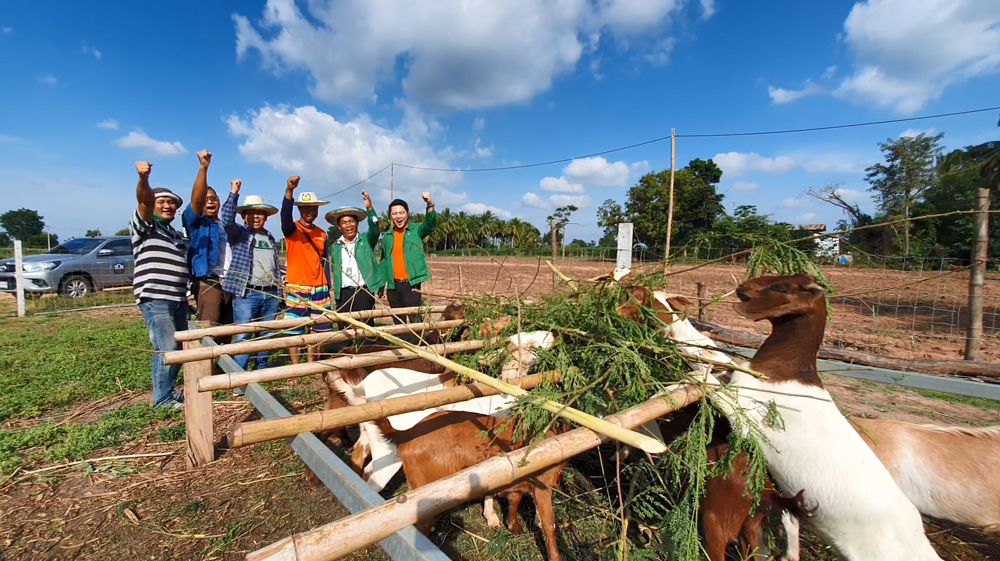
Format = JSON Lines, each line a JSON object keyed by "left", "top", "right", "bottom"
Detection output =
{"left": 182, "top": 205, "right": 227, "bottom": 279}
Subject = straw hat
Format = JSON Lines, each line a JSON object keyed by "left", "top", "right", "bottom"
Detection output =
{"left": 293, "top": 191, "right": 330, "bottom": 206}
{"left": 237, "top": 195, "right": 278, "bottom": 217}
{"left": 326, "top": 206, "right": 367, "bottom": 224}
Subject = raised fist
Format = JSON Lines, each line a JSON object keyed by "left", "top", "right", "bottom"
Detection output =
{"left": 231, "top": 179, "right": 242, "bottom": 194}
{"left": 287, "top": 176, "right": 301, "bottom": 190}
{"left": 361, "top": 190, "right": 373, "bottom": 211}
{"left": 135, "top": 161, "right": 152, "bottom": 177}
{"left": 421, "top": 192, "right": 433, "bottom": 205}
{"left": 197, "top": 150, "right": 212, "bottom": 167}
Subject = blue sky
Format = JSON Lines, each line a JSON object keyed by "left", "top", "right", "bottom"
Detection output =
{"left": 1, "top": 0, "right": 998, "bottom": 245}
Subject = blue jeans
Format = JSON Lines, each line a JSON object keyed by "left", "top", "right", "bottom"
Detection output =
{"left": 232, "top": 287, "right": 282, "bottom": 370}
{"left": 139, "top": 299, "right": 189, "bottom": 407}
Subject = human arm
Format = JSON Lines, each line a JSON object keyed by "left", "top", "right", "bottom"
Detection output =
{"left": 221, "top": 179, "right": 242, "bottom": 237}
{"left": 189, "top": 150, "right": 212, "bottom": 216}
{"left": 281, "top": 175, "right": 300, "bottom": 238}
{"left": 134, "top": 161, "right": 155, "bottom": 225}
{"left": 418, "top": 192, "right": 437, "bottom": 238}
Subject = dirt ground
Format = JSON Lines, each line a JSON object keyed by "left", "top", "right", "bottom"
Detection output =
{"left": 422, "top": 256, "right": 1000, "bottom": 363}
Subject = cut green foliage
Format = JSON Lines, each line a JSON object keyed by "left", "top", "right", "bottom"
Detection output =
{"left": 0, "top": 314, "right": 150, "bottom": 421}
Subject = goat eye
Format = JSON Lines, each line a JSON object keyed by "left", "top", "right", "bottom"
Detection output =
{"left": 770, "top": 284, "right": 787, "bottom": 294}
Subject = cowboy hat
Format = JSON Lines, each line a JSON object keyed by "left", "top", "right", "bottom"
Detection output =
{"left": 293, "top": 191, "right": 330, "bottom": 206}
{"left": 237, "top": 195, "right": 278, "bottom": 217}
{"left": 325, "top": 206, "right": 367, "bottom": 224}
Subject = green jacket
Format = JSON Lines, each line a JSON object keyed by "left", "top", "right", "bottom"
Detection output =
{"left": 380, "top": 209, "right": 437, "bottom": 290}
{"left": 329, "top": 210, "right": 386, "bottom": 300}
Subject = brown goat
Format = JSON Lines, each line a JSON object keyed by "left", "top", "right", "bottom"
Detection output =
{"left": 376, "top": 412, "right": 567, "bottom": 561}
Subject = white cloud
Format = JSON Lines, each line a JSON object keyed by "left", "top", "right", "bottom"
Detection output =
{"left": 782, "top": 198, "right": 811, "bottom": 209}
{"left": 732, "top": 182, "right": 759, "bottom": 191}
{"left": 2, "top": 27, "right": 11, "bottom": 34}
{"left": 699, "top": 0, "right": 716, "bottom": 19}
{"left": 82, "top": 42, "right": 102, "bottom": 59}
{"left": 227, "top": 104, "right": 457, "bottom": 207}
{"left": 234, "top": 0, "right": 705, "bottom": 110}
{"left": 834, "top": 187, "right": 867, "bottom": 203}
{"left": 473, "top": 117, "right": 485, "bottom": 131}
{"left": 550, "top": 194, "right": 592, "bottom": 208}
{"left": 540, "top": 176, "right": 585, "bottom": 193}
{"left": 823, "top": 65, "right": 838, "bottom": 79}
{"left": 798, "top": 212, "right": 818, "bottom": 221}
{"left": 767, "top": 80, "right": 823, "bottom": 104}
{"left": 473, "top": 138, "right": 493, "bottom": 158}
{"left": 564, "top": 156, "right": 639, "bottom": 188}
{"left": 96, "top": 119, "right": 119, "bottom": 130}
{"left": 713, "top": 152, "right": 798, "bottom": 176}
{"left": 114, "top": 130, "right": 187, "bottom": 156}
{"left": 461, "top": 202, "right": 513, "bottom": 218}
{"left": 36, "top": 75, "right": 57, "bottom": 85}
{"left": 833, "top": 0, "right": 1000, "bottom": 113}
{"left": 899, "top": 127, "right": 936, "bottom": 138}
{"left": 795, "top": 153, "right": 875, "bottom": 174}
{"left": 522, "top": 192, "right": 548, "bottom": 209}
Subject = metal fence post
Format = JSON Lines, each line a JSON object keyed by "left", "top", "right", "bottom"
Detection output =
{"left": 14, "top": 240, "right": 25, "bottom": 318}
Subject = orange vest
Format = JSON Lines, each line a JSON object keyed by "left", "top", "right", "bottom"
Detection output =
{"left": 285, "top": 223, "right": 327, "bottom": 287}
{"left": 392, "top": 231, "right": 408, "bottom": 280}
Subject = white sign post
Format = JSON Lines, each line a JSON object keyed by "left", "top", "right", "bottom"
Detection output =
{"left": 616, "top": 223, "right": 633, "bottom": 275}
{"left": 14, "top": 240, "right": 25, "bottom": 317}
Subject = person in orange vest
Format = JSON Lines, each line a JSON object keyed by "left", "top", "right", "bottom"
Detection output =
{"left": 280, "top": 176, "right": 331, "bottom": 364}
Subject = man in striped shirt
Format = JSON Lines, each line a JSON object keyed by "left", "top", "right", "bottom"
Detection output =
{"left": 130, "top": 150, "right": 211, "bottom": 408}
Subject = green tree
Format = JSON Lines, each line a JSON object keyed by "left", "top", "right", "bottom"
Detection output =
{"left": 624, "top": 160, "right": 725, "bottom": 250}
{"left": 596, "top": 199, "right": 625, "bottom": 246}
{"left": 85, "top": 229, "right": 102, "bottom": 237}
{"left": 546, "top": 205, "right": 578, "bottom": 245}
{"left": 0, "top": 208, "right": 48, "bottom": 246}
{"left": 865, "top": 133, "right": 944, "bottom": 255}
{"left": 115, "top": 227, "right": 131, "bottom": 236}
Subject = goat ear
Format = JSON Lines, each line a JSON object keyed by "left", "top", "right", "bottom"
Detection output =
{"left": 665, "top": 295, "right": 696, "bottom": 312}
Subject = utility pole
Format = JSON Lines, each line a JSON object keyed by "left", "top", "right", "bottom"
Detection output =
{"left": 964, "top": 187, "right": 990, "bottom": 360}
{"left": 390, "top": 162, "right": 394, "bottom": 200}
{"left": 550, "top": 219, "right": 558, "bottom": 290}
{"left": 664, "top": 128, "right": 676, "bottom": 275}
{"left": 46, "top": 232, "right": 51, "bottom": 251}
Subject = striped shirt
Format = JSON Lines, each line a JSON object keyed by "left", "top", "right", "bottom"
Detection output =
{"left": 130, "top": 209, "right": 190, "bottom": 302}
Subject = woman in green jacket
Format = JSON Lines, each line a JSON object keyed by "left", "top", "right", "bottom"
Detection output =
{"left": 325, "top": 190, "right": 386, "bottom": 324}
{"left": 380, "top": 191, "right": 436, "bottom": 323}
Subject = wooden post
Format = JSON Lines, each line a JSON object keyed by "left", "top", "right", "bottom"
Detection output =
{"left": 246, "top": 383, "right": 705, "bottom": 561}
{"left": 175, "top": 305, "right": 447, "bottom": 342}
{"left": 229, "top": 371, "right": 559, "bottom": 448}
{"left": 696, "top": 282, "right": 707, "bottom": 322}
{"left": 458, "top": 266, "right": 464, "bottom": 295}
{"left": 965, "top": 187, "right": 990, "bottom": 360}
{"left": 164, "top": 319, "right": 464, "bottom": 365}
{"left": 183, "top": 340, "right": 215, "bottom": 468}
{"left": 550, "top": 219, "right": 558, "bottom": 290}
{"left": 198, "top": 339, "right": 491, "bottom": 392}
{"left": 14, "top": 240, "right": 25, "bottom": 318}
{"left": 664, "top": 128, "right": 676, "bottom": 274}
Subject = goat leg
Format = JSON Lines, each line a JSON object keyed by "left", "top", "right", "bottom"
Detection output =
{"left": 506, "top": 491, "right": 524, "bottom": 534}
{"left": 780, "top": 510, "right": 801, "bottom": 561}
{"left": 483, "top": 495, "right": 503, "bottom": 530}
{"left": 532, "top": 485, "right": 562, "bottom": 561}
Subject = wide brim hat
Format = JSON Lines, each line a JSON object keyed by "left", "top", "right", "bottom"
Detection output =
{"left": 293, "top": 191, "right": 330, "bottom": 206}
{"left": 326, "top": 206, "right": 367, "bottom": 224}
{"left": 238, "top": 195, "right": 278, "bottom": 217}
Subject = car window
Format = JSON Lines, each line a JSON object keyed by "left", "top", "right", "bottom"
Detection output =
{"left": 46, "top": 238, "right": 104, "bottom": 255}
{"left": 102, "top": 239, "right": 132, "bottom": 256}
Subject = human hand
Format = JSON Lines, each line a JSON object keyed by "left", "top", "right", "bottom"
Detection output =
{"left": 197, "top": 150, "right": 212, "bottom": 168}
{"left": 287, "top": 176, "right": 301, "bottom": 191}
{"left": 231, "top": 179, "right": 242, "bottom": 194}
{"left": 421, "top": 192, "right": 433, "bottom": 206}
{"left": 135, "top": 161, "right": 152, "bottom": 177}
{"left": 361, "top": 190, "right": 373, "bottom": 211}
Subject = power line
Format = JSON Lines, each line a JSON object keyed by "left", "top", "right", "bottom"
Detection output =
{"left": 319, "top": 164, "right": 391, "bottom": 200}
{"left": 391, "top": 106, "right": 1000, "bottom": 173}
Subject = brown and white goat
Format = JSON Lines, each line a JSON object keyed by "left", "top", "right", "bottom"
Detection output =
{"left": 375, "top": 411, "right": 567, "bottom": 561}
{"left": 728, "top": 273, "right": 942, "bottom": 561}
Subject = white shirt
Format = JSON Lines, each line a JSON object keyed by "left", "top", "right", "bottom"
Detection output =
{"left": 339, "top": 237, "right": 364, "bottom": 288}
